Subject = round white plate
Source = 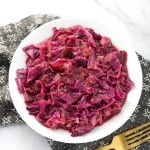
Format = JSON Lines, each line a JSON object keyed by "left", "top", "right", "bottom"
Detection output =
{"left": 9, "top": 19, "right": 142, "bottom": 143}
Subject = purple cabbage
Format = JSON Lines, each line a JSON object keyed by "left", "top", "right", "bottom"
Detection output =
{"left": 16, "top": 25, "right": 133, "bottom": 136}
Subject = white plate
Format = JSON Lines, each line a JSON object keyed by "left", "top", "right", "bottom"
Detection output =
{"left": 9, "top": 19, "right": 142, "bottom": 143}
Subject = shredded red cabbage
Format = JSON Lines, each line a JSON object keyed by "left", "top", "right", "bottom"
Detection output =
{"left": 16, "top": 25, "right": 133, "bottom": 136}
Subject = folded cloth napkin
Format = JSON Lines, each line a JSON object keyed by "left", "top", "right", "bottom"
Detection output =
{"left": 0, "top": 14, "right": 149, "bottom": 150}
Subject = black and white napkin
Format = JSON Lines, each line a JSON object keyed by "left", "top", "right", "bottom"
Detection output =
{"left": 0, "top": 14, "right": 149, "bottom": 150}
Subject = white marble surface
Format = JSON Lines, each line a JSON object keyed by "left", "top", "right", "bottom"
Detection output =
{"left": 0, "top": 0, "right": 150, "bottom": 150}
{"left": 95, "top": 0, "right": 150, "bottom": 59}
{"left": 0, "top": 125, "right": 50, "bottom": 150}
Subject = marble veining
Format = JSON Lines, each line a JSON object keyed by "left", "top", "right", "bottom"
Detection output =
{"left": 94, "top": 0, "right": 150, "bottom": 59}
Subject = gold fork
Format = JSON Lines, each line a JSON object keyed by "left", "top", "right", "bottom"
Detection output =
{"left": 96, "top": 122, "right": 150, "bottom": 150}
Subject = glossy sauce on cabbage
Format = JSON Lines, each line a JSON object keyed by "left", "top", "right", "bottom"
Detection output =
{"left": 16, "top": 25, "right": 133, "bottom": 136}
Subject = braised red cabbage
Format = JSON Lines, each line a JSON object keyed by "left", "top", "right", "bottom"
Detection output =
{"left": 16, "top": 25, "right": 133, "bottom": 136}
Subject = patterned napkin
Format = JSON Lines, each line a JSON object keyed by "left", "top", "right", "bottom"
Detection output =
{"left": 0, "top": 14, "right": 149, "bottom": 150}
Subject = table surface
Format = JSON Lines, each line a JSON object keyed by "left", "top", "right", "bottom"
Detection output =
{"left": 0, "top": 0, "right": 150, "bottom": 150}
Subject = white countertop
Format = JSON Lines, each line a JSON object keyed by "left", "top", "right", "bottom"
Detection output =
{"left": 0, "top": 0, "right": 150, "bottom": 150}
{"left": 0, "top": 125, "right": 50, "bottom": 150}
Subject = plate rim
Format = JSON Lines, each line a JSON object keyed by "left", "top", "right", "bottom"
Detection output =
{"left": 9, "top": 18, "right": 143, "bottom": 143}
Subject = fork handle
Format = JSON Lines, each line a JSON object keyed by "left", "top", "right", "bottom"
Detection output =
{"left": 96, "top": 144, "right": 116, "bottom": 150}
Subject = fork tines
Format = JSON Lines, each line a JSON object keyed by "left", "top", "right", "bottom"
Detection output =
{"left": 123, "top": 122, "right": 150, "bottom": 149}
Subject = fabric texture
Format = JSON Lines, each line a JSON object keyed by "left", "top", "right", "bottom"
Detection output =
{"left": 0, "top": 14, "right": 149, "bottom": 150}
